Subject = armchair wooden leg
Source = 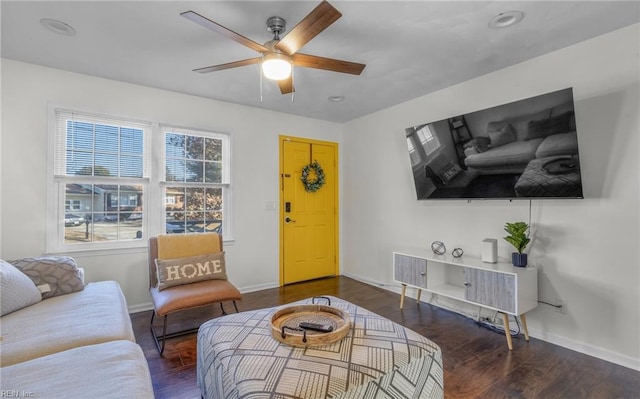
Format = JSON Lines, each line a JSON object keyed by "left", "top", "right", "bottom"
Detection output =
{"left": 233, "top": 300, "right": 239, "bottom": 313}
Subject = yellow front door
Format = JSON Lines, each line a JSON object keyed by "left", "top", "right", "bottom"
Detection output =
{"left": 280, "top": 136, "right": 338, "bottom": 285}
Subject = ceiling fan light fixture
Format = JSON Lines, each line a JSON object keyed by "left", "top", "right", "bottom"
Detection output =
{"left": 262, "top": 53, "right": 292, "bottom": 80}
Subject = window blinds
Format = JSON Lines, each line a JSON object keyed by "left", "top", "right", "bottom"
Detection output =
{"left": 54, "top": 110, "right": 151, "bottom": 179}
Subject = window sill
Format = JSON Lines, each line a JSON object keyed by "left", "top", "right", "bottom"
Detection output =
{"left": 46, "top": 236, "right": 235, "bottom": 257}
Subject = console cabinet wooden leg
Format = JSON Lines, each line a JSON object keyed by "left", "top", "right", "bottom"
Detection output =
{"left": 520, "top": 313, "right": 530, "bottom": 341}
{"left": 502, "top": 313, "right": 513, "bottom": 350}
{"left": 416, "top": 288, "right": 422, "bottom": 304}
{"left": 400, "top": 284, "right": 407, "bottom": 309}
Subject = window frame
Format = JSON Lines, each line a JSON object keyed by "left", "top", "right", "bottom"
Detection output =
{"left": 159, "top": 124, "right": 233, "bottom": 240}
{"left": 47, "top": 107, "right": 235, "bottom": 254}
{"left": 46, "top": 106, "right": 152, "bottom": 253}
{"left": 407, "top": 124, "right": 442, "bottom": 169}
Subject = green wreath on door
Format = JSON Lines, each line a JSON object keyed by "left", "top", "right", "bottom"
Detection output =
{"left": 300, "top": 160, "right": 325, "bottom": 192}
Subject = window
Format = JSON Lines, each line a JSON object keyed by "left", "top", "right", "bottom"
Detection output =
{"left": 416, "top": 125, "right": 441, "bottom": 156}
{"left": 162, "top": 126, "right": 231, "bottom": 236}
{"left": 407, "top": 124, "right": 441, "bottom": 167}
{"left": 48, "top": 109, "right": 150, "bottom": 251}
{"left": 48, "top": 109, "right": 233, "bottom": 252}
{"left": 65, "top": 200, "right": 81, "bottom": 211}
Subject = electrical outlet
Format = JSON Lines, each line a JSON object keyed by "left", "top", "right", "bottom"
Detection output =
{"left": 556, "top": 298, "right": 567, "bottom": 314}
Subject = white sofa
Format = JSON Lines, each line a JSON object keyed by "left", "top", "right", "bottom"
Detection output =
{"left": 0, "top": 259, "right": 154, "bottom": 398}
{"left": 463, "top": 101, "right": 579, "bottom": 175}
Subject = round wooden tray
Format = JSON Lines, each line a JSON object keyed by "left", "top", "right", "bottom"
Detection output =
{"left": 270, "top": 303, "right": 351, "bottom": 348}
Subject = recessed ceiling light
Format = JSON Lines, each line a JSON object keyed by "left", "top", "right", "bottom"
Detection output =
{"left": 328, "top": 96, "right": 345, "bottom": 102}
{"left": 40, "top": 18, "right": 76, "bottom": 36}
{"left": 489, "top": 11, "right": 524, "bottom": 29}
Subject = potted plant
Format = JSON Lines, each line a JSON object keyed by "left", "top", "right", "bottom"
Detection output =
{"left": 503, "top": 222, "right": 530, "bottom": 267}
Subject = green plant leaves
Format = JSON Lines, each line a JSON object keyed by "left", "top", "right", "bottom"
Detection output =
{"left": 503, "top": 222, "right": 530, "bottom": 253}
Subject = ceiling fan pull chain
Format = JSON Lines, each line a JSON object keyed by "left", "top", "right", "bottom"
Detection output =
{"left": 291, "top": 66, "right": 295, "bottom": 104}
{"left": 260, "top": 55, "right": 264, "bottom": 103}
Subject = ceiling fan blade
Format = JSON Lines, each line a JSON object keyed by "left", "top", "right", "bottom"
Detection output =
{"left": 181, "top": 11, "right": 269, "bottom": 53}
{"left": 193, "top": 57, "right": 263, "bottom": 74}
{"left": 278, "top": 76, "right": 295, "bottom": 94}
{"left": 292, "top": 53, "right": 366, "bottom": 75}
{"left": 275, "top": 1, "right": 341, "bottom": 55}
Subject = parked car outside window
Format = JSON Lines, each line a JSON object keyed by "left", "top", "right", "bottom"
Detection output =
{"left": 65, "top": 214, "right": 85, "bottom": 226}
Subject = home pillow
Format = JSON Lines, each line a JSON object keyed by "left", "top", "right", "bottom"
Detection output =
{"left": 525, "top": 111, "right": 573, "bottom": 140}
{"left": 1, "top": 259, "right": 42, "bottom": 316}
{"left": 10, "top": 256, "right": 85, "bottom": 299}
{"left": 436, "top": 161, "right": 463, "bottom": 185}
{"left": 487, "top": 122, "right": 516, "bottom": 148}
{"left": 156, "top": 252, "right": 227, "bottom": 291}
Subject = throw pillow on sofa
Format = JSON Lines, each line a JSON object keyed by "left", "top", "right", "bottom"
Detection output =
{"left": 487, "top": 122, "right": 516, "bottom": 148}
{"left": 463, "top": 137, "right": 491, "bottom": 153}
{"left": 10, "top": 256, "right": 85, "bottom": 299}
{"left": 155, "top": 252, "right": 227, "bottom": 291}
{"left": 1, "top": 260, "right": 42, "bottom": 316}
{"left": 525, "top": 111, "right": 573, "bottom": 140}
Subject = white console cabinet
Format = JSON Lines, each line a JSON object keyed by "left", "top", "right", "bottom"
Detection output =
{"left": 393, "top": 248, "right": 537, "bottom": 350}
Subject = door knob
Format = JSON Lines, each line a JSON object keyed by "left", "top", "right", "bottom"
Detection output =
{"left": 285, "top": 217, "right": 296, "bottom": 223}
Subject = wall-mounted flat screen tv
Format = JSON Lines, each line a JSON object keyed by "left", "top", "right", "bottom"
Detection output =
{"left": 404, "top": 88, "right": 584, "bottom": 200}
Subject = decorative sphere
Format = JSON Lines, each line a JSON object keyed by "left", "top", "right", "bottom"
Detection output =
{"left": 431, "top": 241, "right": 446, "bottom": 255}
{"left": 452, "top": 248, "right": 464, "bottom": 258}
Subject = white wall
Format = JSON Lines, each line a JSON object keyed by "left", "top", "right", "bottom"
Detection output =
{"left": 2, "top": 24, "right": 638, "bottom": 371}
{"left": 0, "top": 59, "right": 343, "bottom": 310}
{"left": 343, "top": 24, "right": 639, "bottom": 370}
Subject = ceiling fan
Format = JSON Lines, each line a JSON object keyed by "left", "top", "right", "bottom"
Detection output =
{"left": 181, "top": 0, "right": 366, "bottom": 95}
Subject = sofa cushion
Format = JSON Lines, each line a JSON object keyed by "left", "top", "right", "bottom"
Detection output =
{"left": 535, "top": 132, "right": 579, "bottom": 158}
{"left": 156, "top": 252, "right": 227, "bottom": 291}
{"left": 465, "top": 138, "right": 543, "bottom": 169}
{"left": 525, "top": 111, "right": 573, "bottom": 140}
{"left": 550, "top": 101, "right": 577, "bottom": 131}
{"left": 0, "top": 260, "right": 42, "bottom": 316}
{"left": 0, "top": 341, "right": 154, "bottom": 399}
{"left": 0, "top": 280, "right": 135, "bottom": 366}
{"left": 487, "top": 122, "right": 516, "bottom": 148}
{"left": 10, "top": 256, "right": 84, "bottom": 299}
{"left": 506, "top": 109, "right": 552, "bottom": 141}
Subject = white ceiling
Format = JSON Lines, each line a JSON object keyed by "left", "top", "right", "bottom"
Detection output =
{"left": 2, "top": 1, "right": 639, "bottom": 123}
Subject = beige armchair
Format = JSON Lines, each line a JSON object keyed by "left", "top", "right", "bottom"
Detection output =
{"left": 148, "top": 233, "right": 241, "bottom": 355}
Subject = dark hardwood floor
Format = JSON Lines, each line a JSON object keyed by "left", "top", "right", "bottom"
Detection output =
{"left": 131, "top": 276, "right": 640, "bottom": 399}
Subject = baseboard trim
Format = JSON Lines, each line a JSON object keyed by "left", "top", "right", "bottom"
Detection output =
{"left": 239, "top": 282, "right": 279, "bottom": 294}
{"left": 129, "top": 302, "right": 153, "bottom": 314}
{"left": 343, "top": 272, "right": 640, "bottom": 372}
{"left": 527, "top": 327, "right": 640, "bottom": 371}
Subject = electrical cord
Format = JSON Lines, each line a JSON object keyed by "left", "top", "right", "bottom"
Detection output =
{"left": 538, "top": 300, "right": 563, "bottom": 308}
{"left": 473, "top": 309, "right": 521, "bottom": 337}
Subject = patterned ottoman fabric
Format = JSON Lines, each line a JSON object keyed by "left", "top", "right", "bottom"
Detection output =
{"left": 197, "top": 296, "right": 444, "bottom": 399}
{"left": 514, "top": 155, "right": 583, "bottom": 198}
